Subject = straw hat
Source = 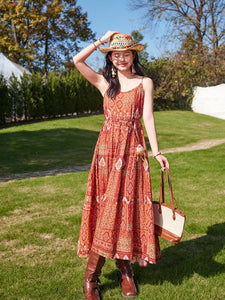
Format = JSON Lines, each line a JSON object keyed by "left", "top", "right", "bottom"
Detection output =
{"left": 99, "top": 33, "right": 145, "bottom": 54}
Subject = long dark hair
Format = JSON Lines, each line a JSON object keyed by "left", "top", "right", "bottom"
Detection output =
{"left": 102, "top": 51, "right": 144, "bottom": 100}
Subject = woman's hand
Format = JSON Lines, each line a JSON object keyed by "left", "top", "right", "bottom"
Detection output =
{"left": 100, "top": 30, "right": 119, "bottom": 44}
{"left": 155, "top": 154, "right": 169, "bottom": 171}
{"left": 72, "top": 31, "right": 119, "bottom": 97}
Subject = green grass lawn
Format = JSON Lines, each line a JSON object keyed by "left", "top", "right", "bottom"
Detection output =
{"left": 0, "top": 112, "right": 225, "bottom": 299}
{"left": 1, "top": 111, "right": 225, "bottom": 177}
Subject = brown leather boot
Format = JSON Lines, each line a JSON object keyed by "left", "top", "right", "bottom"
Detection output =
{"left": 116, "top": 259, "right": 137, "bottom": 299}
{"left": 83, "top": 250, "right": 106, "bottom": 300}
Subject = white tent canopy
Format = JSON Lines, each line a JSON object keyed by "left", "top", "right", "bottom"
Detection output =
{"left": 192, "top": 84, "right": 225, "bottom": 120}
{"left": 0, "top": 53, "right": 31, "bottom": 81}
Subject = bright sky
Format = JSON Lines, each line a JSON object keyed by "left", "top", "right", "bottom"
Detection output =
{"left": 77, "top": 0, "right": 176, "bottom": 70}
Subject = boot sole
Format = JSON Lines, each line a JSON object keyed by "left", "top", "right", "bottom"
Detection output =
{"left": 121, "top": 292, "right": 137, "bottom": 299}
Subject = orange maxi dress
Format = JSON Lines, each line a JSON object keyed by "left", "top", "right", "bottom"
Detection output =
{"left": 77, "top": 82, "right": 161, "bottom": 264}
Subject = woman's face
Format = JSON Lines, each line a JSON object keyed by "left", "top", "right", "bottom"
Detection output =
{"left": 110, "top": 50, "right": 135, "bottom": 72}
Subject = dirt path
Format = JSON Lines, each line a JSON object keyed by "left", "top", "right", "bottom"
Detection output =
{"left": 1, "top": 138, "right": 225, "bottom": 183}
{"left": 148, "top": 138, "right": 225, "bottom": 156}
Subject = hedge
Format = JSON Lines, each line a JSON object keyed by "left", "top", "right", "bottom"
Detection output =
{"left": 1, "top": 53, "right": 224, "bottom": 125}
{"left": 0, "top": 70, "right": 103, "bottom": 125}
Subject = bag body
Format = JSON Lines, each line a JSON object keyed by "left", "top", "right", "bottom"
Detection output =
{"left": 153, "top": 168, "right": 186, "bottom": 244}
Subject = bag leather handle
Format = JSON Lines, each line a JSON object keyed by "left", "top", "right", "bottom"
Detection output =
{"left": 159, "top": 168, "right": 179, "bottom": 220}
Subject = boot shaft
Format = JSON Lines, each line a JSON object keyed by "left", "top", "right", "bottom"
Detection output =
{"left": 84, "top": 251, "right": 106, "bottom": 300}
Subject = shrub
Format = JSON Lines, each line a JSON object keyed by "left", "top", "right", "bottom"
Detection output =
{"left": 29, "top": 72, "right": 45, "bottom": 119}
{"left": 7, "top": 74, "right": 23, "bottom": 122}
{"left": 146, "top": 48, "right": 225, "bottom": 111}
{"left": 0, "top": 74, "right": 9, "bottom": 124}
{"left": 1, "top": 69, "right": 103, "bottom": 124}
{"left": 20, "top": 72, "right": 32, "bottom": 121}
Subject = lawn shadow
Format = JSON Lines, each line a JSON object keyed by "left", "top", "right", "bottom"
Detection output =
{"left": 0, "top": 128, "right": 99, "bottom": 176}
{"left": 103, "top": 222, "right": 225, "bottom": 290}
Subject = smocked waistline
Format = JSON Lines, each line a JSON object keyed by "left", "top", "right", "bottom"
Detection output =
{"left": 105, "top": 118, "right": 141, "bottom": 124}
{"left": 104, "top": 118, "right": 146, "bottom": 160}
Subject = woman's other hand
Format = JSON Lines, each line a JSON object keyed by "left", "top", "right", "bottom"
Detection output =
{"left": 155, "top": 154, "right": 169, "bottom": 171}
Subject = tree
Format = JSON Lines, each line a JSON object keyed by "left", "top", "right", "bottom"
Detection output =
{"left": 0, "top": 74, "right": 9, "bottom": 124}
{"left": 132, "top": 0, "right": 225, "bottom": 53}
{"left": 20, "top": 72, "right": 32, "bottom": 121}
{"left": 0, "top": 0, "right": 95, "bottom": 73}
{"left": 131, "top": 30, "right": 149, "bottom": 66}
{"left": 8, "top": 74, "right": 22, "bottom": 122}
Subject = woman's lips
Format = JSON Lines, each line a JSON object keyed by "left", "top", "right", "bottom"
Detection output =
{"left": 119, "top": 63, "right": 127, "bottom": 67}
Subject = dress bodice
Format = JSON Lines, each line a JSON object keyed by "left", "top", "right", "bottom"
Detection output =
{"left": 103, "top": 83, "right": 145, "bottom": 121}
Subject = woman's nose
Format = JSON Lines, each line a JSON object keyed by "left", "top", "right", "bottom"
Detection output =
{"left": 119, "top": 56, "right": 125, "bottom": 61}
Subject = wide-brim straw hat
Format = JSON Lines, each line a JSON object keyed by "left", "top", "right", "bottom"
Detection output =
{"left": 99, "top": 33, "right": 145, "bottom": 54}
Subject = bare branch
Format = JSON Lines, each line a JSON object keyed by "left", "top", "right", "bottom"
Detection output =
{"left": 130, "top": 0, "right": 225, "bottom": 51}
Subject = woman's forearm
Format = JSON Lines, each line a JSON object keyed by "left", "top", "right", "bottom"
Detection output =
{"left": 73, "top": 39, "right": 103, "bottom": 66}
{"left": 144, "top": 113, "right": 169, "bottom": 169}
{"left": 73, "top": 31, "right": 118, "bottom": 66}
{"left": 143, "top": 114, "right": 159, "bottom": 156}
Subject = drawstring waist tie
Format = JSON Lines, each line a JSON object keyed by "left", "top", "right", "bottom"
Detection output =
{"left": 105, "top": 118, "right": 146, "bottom": 160}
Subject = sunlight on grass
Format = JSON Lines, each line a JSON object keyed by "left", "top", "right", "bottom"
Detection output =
{"left": 0, "top": 112, "right": 225, "bottom": 299}
{"left": 0, "top": 111, "right": 225, "bottom": 177}
{"left": 1, "top": 143, "right": 225, "bottom": 299}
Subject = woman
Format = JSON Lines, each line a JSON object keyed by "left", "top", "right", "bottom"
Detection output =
{"left": 73, "top": 31, "right": 169, "bottom": 300}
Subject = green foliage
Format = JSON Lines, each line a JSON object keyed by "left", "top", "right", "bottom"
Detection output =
{"left": 130, "top": 30, "right": 224, "bottom": 111}
{"left": 74, "top": 73, "right": 102, "bottom": 114}
{"left": 45, "top": 72, "right": 65, "bottom": 118}
{"left": 29, "top": 72, "right": 45, "bottom": 119}
{"left": 63, "top": 71, "right": 77, "bottom": 115}
{"left": 132, "top": 2, "right": 225, "bottom": 111}
{"left": 0, "top": 0, "right": 95, "bottom": 72}
{"left": 0, "top": 70, "right": 103, "bottom": 125}
{"left": 131, "top": 30, "right": 149, "bottom": 67}
{"left": 0, "top": 74, "right": 9, "bottom": 124}
{"left": 146, "top": 43, "right": 225, "bottom": 111}
{"left": 19, "top": 72, "right": 31, "bottom": 121}
{"left": 7, "top": 74, "right": 22, "bottom": 122}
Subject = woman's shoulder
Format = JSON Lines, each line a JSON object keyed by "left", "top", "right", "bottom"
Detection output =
{"left": 142, "top": 76, "right": 153, "bottom": 84}
{"left": 133, "top": 75, "right": 152, "bottom": 84}
{"left": 142, "top": 77, "right": 153, "bottom": 91}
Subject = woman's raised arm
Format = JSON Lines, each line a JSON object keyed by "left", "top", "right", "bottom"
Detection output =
{"left": 73, "top": 31, "right": 119, "bottom": 95}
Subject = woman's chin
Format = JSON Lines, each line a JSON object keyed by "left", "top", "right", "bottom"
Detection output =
{"left": 117, "top": 66, "right": 131, "bottom": 72}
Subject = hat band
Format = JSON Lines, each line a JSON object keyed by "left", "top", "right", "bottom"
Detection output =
{"left": 111, "top": 43, "right": 135, "bottom": 50}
